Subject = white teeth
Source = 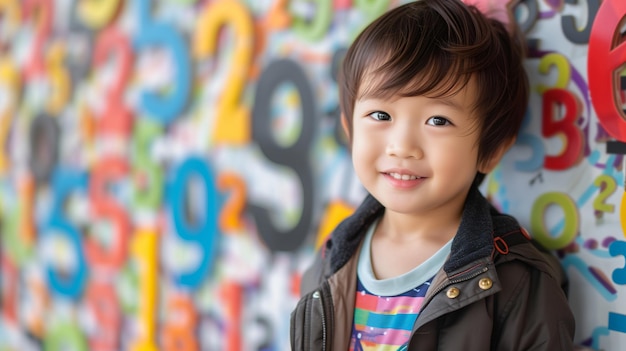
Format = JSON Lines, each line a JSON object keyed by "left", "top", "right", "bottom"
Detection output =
{"left": 389, "top": 172, "right": 419, "bottom": 180}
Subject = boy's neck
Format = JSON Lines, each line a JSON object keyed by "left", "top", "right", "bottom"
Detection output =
{"left": 377, "top": 205, "right": 463, "bottom": 244}
{"left": 370, "top": 209, "right": 461, "bottom": 280}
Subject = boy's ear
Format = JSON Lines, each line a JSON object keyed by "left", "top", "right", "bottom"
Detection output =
{"left": 477, "top": 137, "right": 516, "bottom": 174}
{"left": 340, "top": 113, "right": 351, "bottom": 142}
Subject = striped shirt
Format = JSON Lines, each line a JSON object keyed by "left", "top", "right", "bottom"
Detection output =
{"left": 350, "top": 220, "right": 452, "bottom": 350}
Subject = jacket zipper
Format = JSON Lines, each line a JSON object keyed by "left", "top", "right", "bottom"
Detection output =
{"left": 449, "top": 266, "right": 489, "bottom": 284}
{"left": 312, "top": 280, "right": 333, "bottom": 351}
{"left": 312, "top": 290, "right": 326, "bottom": 351}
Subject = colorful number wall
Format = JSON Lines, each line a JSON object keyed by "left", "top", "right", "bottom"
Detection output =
{"left": 0, "top": 0, "right": 625, "bottom": 350}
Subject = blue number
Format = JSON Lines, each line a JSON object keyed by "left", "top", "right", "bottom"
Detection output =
{"left": 44, "top": 168, "right": 89, "bottom": 299}
{"left": 169, "top": 156, "right": 218, "bottom": 288}
{"left": 133, "top": 0, "right": 191, "bottom": 124}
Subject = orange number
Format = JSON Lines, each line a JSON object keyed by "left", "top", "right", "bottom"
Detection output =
{"left": 218, "top": 172, "right": 247, "bottom": 233}
{"left": 162, "top": 294, "right": 198, "bottom": 351}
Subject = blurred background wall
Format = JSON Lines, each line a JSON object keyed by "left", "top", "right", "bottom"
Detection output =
{"left": 0, "top": 0, "right": 625, "bottom": 349}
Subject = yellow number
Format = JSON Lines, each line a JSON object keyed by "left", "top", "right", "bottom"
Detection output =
{"left": 77, "top": 0, "right": 123, "bottom": 29}
{"left": 619, "top": 191, "right": 626, "bottom": 238}
{"left": 593, "top": 174, "right": 617, "bottom": 214}
{"left": 536, "top": 53, "right": 571, "bottom": 94}
{"left": 0, "top": 58, "right": 21, "bottom": 174}
{"left": 46, "top": 42, "right": 71, "bottom": 115}
{"left": 0, "top": 0, "right": 21, "bottom": 44}
{"left": 194, "top": 0, "right": 254, "bottom": 144}
{"left": 129, "top": 228, "right": 159, "bottom": 351}
{"left": 315, "top": 201, "right": 354, "bottom": 250}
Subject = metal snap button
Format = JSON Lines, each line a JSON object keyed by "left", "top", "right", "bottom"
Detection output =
{"left": 446, "top": 287, "right": 460, "bottom": 298}
{"left": 479, "top": 278, "right": 493, "bottom": 290}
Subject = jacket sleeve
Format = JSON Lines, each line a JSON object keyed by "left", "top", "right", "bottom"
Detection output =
{"left": 493, "top": 260, "right": 575, "bottom": 350}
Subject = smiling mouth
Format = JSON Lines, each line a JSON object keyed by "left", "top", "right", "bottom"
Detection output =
{"left": 387, "top": 172, "right": 422, "bottom": 180}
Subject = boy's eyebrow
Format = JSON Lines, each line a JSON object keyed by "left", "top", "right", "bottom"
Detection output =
{"left": 356, "top": 94, "right": 468, "bottom": 111}
{"left": 435, "top": 96, "right": 464, "bottom": 110}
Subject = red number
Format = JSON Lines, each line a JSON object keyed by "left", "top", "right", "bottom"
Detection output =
{"left": 22, "top": 0, "right": 54, "bottom": 79}
{"left": 85, "top": 282, "right": 121, "bottom": 351}
{"left": 221, "top": 282, "right": 242, "bottom": 351}
{"left": 588, "top": 0, "right": 626, "bottom": 141}
{"left": 0, "top": 257, "right": 18, "bottom": 324}
{"left": 542, "top": 88, "right": 584, "bottom": 170}
{"left": 86, "top": 156, "right": 131, "bottom": 271}
{"left": 92, "top": 27, "right": 134, "bottom": 137}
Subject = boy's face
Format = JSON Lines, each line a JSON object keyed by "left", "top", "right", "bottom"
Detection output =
{"left": 349, "top": 76, "right": 491, "bottom": 219}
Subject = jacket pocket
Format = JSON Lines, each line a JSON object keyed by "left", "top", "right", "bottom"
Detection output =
{"left": 290, "top": 280, "right": 333, "bottom": 351}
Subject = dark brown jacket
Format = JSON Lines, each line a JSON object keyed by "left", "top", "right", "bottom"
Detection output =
{"left": 290, "top": 187, "right": 575, "bottom": 350}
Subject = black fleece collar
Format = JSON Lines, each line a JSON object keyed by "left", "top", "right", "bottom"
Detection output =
{"left": 326, "top": 186, "right": 517, "bottom": 275}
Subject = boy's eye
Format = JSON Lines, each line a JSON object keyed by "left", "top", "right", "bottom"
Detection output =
{"left": 426, "top": 116, "right": 451, "bottom": 126}
{"left": 368, "top": 111, "right": 391, "bottom": 121}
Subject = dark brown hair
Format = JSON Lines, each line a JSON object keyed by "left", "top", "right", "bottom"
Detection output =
{"left": 338, "top": 0, "right": 529, "bottom": 169}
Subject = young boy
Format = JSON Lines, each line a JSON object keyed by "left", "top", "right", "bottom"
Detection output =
{"left": 290, "top": 0, "right": 575, "bottom": 350}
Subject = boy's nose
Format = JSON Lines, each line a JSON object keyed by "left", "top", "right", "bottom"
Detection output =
{"left": 385, "top": 127, "right": 423, "bottom": 159}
